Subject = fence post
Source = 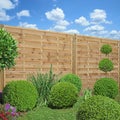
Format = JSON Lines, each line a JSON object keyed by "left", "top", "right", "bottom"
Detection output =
{"left": 118, "top": 40, "right": 120, "bottom": 88}
{"left": 72, "top": 34, "right": 77, "bottom": 74}
{"left": 0, "top": 24, "right": 5, "bottom": 91}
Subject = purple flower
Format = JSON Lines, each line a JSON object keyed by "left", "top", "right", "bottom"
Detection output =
{"left": 5, "top": 103, "right": 10, "bottom": 111}
{"left": 10, "top": 106, "right": 16, "bottom": 113}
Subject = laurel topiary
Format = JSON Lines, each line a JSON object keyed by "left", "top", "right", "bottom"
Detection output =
{"left": 76, "top": 95, "right": 120, "bottom": 120}
{"left": 3, "top": 80, "right": 38, "bottom": 111}
{"left": 48, "top": 82, "right": 78, "bottom": 109}
{"left": 93, "top": 78, "right": 119, "bottom": 99}
{"left": 99, "top": 58, "right": 113, "bottom": 72}
{"left": 59, "top": 74, "right": 82, "bottom": 92}
{"left": 100, "top": 44, "right": 112, "bottom": 55}
{"left": 0, "top": 28, "right": 18, "bottom": 70}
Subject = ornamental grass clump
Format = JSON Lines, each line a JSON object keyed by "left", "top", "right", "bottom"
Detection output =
{"left": 76, "top": 95, "right": 120, "bottom": 120}
{"left": 27, "top": 65, "right": 60, "bottom": 106}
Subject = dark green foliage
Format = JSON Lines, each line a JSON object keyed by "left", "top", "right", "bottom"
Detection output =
{"left": 3, "top": 80, "right": 38, "bottom": 111}
{"left": 76, "top": 95, "right": 120, "bottom": 120}
{"left": 27, "top": 65, "right": 60, "bottom": 106}
{"left": 0, "top": 28, "right": 18, "bottom": 70}
{"left": 99, "top": 58, "right": 113, "bottom": 72}
{"left": 48, "top": 82, "right": 78, "bottom": 109}
{"left": 100, "top": 44, "right": 112, "bottom": 55}
{"left": 93, "top": 78, "right": 118, "bottom": 99}
{"left": 60, "top": 74, "right": 82, "bottom": 92}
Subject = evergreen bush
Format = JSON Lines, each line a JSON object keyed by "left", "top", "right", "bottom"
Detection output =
{"left": 93, "top": 78, "right": 118, "bottom": 99}
{"left": 76, "top": 95, "right": 120, "bottom": 120}
{"left": 48, "top": 82, "right": 78, "bottom": 109}
{"left": 59, "top": 74, "right": 82, "bottom": 92}
{"left": 3, "top": 80, "right": 38, "bottom": 111}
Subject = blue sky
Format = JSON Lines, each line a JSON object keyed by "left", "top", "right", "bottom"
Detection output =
{"left": 0, "top": 0, "right": 120, "bottom": 39}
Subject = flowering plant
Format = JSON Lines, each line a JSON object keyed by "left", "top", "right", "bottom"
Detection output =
{"left": 0, "top": 103, "right": 20, "bottom": 120}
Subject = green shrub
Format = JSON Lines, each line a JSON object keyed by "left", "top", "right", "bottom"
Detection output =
{"left": 48, "top": 82, "right": 78, "bottom": 109}
{"left": 3, "top": 80, "right": 38, "bottom": 111}
{"left": 0, "top": 28, "right": 18, "bottom": 70}
{"left": 99, "top": 58, "right": 113, "bottom": 72}
{"left": 76, "top": 95, "right": 120, "bottom": 120}
{"left": 59, "top": 74, "right": 82, "bottom": 92}
{"left": 27, "top": 65, "right": 60, "bottom": 106}
{"left": 100, "top": 44, "right": 112, "bottom": 55}
{"left": 93, "top": 78, "right": 118, "bottom": 99}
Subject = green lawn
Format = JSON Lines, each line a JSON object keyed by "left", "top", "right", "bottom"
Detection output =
{"left": 18, "top": 106, "right": 77, "bottom": 120}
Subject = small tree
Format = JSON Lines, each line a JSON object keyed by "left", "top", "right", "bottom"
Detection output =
{"left": 99, "top": 44, "right": 113, "bottom": 73}
{"left": 0, "top": 28, "right": 18, "bottom": 70}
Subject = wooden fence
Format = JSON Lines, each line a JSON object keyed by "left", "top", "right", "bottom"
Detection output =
{"left": 0, "top": 25, "right": 120, "bottom": 91}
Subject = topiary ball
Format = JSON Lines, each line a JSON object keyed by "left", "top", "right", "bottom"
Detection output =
{"left": 59, "top": 74, "right": 82, "bottom": 92}
{"left": 93, "top": 78, "right": 118, "bottom": 99}
{"left": 99, "top": 58, "right": 113, "bottom": 72}
{"left": 48, "top": 82, "right": 78, "bottom": 109}
{"left": 100, "top": 44, "right": 112, "bottom": 55}
{"left": 76, "top": 95, "right": 120, "bottom": 120}
{"left": 3, "top": 80, "right": 38, "bottom": 111}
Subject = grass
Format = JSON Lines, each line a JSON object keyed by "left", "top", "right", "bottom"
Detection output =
{"left": 18, "top": 96, "right": 84, "bottom": 120}
{"left": 18, "top": 107, "right": 76, "bottom": 120}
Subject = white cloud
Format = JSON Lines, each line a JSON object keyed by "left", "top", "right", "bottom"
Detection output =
{"left": 19, "top": 22, "right": 38, "bottom": 29}
{"left": 90, "top": 9, "right": 111, "bottom": 24}
{"left": 13, "top": 0, "right": 19, "bottom": 6}
{"left": 75, "top": 16, "right": 90, "bottom": 26}
{"left": 17, "top": 10, "right": 30, "bottom": 18}
{"left": 0, "top": 10, "right": 11, "bottom": 21}
{"left": 56, "top": 20, "right": 69, "bottom": 26}
{"left": 84, "top": 25, "right": 104, "bottom": 32}
{"left": 110, "top": 30, "right": 118, "bottom": 35}
{"left": 45, "top": 8, "right": 70, "bottom": 32}
{"left": 45, "top": 7, "right": 65, "bottom": 21}
{"left": 0, "top": 0, "right": 15, "bottom": 10}
{"left": 109, "top": 30, "right": 120, "bottom": 39}
{"left": 53, "top": 25, "right": 66, "bottom": 31}
{"left": 53, "top": 20, "right": 69, "bottom": 31}
{"left": 65, "top": 29, "right": 79, "bottom": 34}
{"left": 0, "top": 0, "right": 18, "bottom": 21}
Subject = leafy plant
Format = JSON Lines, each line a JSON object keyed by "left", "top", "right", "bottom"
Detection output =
{"left": 0, "top": 28, "right": 18, "bottom": 70}
{"left": 99, "top": 58, "right": 113, "bottom": 72}
{"left": 48, "top": 82, "right": 78, "bottom": 109}
{"left": 0, "top": 103, "right": 20, "bottom": 120}
{"left": 27, "top": 65, "right": 60, "bottom": 106}
{"left": 100, "top": 44, "right": 112, "bottom": 55}
{"left": 83, "top": 88, "right": 92, "bottom": 101}
{"left": 76, "top": 95, "right": 120, "bottom": 120}
{"left": 3, "top": 80, "right": 38, "bottom": 111}
{"left": 59, "top": 73, "right": 82, "bottom": 92}
{"left": 93, "top": 78, "right": 119, "bottom": 99}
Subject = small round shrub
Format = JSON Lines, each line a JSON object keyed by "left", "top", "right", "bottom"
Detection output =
{"left": 59, "top": 74, "right": 82, "bottom": 92}
{"left": 99, "top": 58, "right": 113, "bottom": 72}
{"left": 3, "top": 80, "right": 38, "bottom": 111}
{"left": 93, "top": 78, "right": 118, "bottom": 99}
{"left": 100, "top": 44, "right": 112, "bottom": 55}
{"left": 48, "top": 82, "right": 78, "bottom": 109}
{"left": 76, "top": 95, "right": 120, "bottom": 120}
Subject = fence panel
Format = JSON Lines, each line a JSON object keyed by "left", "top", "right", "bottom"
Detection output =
{"left": 0, "top": 25, "right": 119, "bottom": 90}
